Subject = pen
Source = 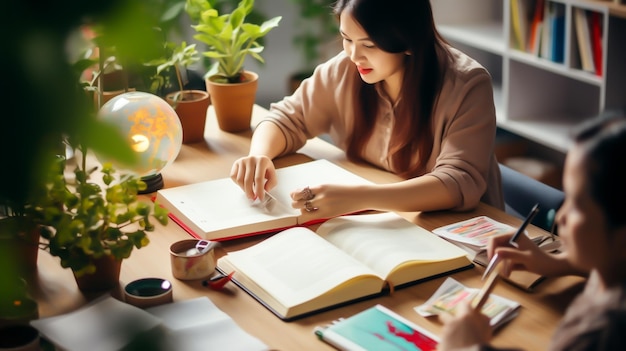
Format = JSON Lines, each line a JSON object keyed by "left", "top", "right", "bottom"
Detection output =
{"left": 482, "top": 203, "right": 540, "bottom": 280}
{"left": 473, "top": 263, "right": 501, "bottom": 310}
{"left": 507, "top": 203, "right": 540, "bottom": 248}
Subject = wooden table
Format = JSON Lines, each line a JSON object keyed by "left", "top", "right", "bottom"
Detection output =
{"left": 31, "top": 105, "right": 585, "bottom": 350}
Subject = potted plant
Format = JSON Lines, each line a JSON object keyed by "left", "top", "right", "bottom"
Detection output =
{"left": 288, "top": 0, "right": 338, "bottom": 94}
{"left": 185, "top": 0, "right": 281, "bottom": 132}
{"left": 33, "top": 149, "right": 169, "bottom": 292}
{"left": 146, "top": 40, "right": 211, "bottom": 144}
{"left": 0, "top": 203, "right": 41, "bottom": 275}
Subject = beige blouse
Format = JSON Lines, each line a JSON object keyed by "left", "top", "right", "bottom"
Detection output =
{"left": 261, "top": 45, "right": 503, "bottom": 211}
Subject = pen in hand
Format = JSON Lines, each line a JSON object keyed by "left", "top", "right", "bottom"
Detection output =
{"left": 473, "top": 263, "right": 501, "bottom": 310}
{"left": 482, "top": 203, "right": 540, "bottom": 280}
{"left": 507, "top": 203, "right": 540, "bottom": 248}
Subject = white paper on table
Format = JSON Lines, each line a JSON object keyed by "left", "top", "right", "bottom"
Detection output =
{"left": 146, "top": 297, "right": 268, "bottom": 351}
{"left": 31, "top": 295, "right": 161, "bottom": 351}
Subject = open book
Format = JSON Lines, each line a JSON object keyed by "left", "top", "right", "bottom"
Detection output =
{"left": 216, "top": 212, "right": 473, "bottom": 320}
{"left": 155, "top": 159, "right": 373, "bottom": 241}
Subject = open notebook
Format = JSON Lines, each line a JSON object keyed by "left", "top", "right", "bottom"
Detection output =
{"left": 155, "top": 159, "right": 373, "bottom": 241}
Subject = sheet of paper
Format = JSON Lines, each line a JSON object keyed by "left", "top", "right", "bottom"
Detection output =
{"left": 31, "top": 296, "right": 268, "bottom": 351}
{"left": 31, "top": 296, "right": 161, "bottom": 351}
{"left": 146, "top": 297, "right": 268, "bottom": 351}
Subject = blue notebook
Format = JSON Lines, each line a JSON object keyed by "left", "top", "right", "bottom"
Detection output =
{"left": 314, "top": 304, "right": 439, "bottom": 351}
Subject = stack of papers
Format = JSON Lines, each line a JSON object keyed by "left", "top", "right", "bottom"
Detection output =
{"left": 432, "top": 216, "right": 518, "bottom": 252}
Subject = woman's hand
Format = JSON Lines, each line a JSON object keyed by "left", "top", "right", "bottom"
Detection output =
{"left": 438, "top": 301, "right": 492, "bottom": 351}
{"left": 230, "top": 155, "right": 277, "bottom": 201}
{"left": 290, "top": 184, "right": 368, "bottom": 221}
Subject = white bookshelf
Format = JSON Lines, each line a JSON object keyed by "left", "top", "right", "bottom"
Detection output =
{"left": 432, "top": 0, "right": 626, "bottom": 153}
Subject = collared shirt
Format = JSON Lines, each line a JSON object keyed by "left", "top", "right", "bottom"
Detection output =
{"left": 261, "top": 45, "right": 503, "bottom": 211}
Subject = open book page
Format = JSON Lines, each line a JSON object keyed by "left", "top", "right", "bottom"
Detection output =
{"left": 414, "top": 277, "right": 520, "bottom": 329}
{"left": 156, "top": 176, "right": 297, "bottom": 240}
{"left": 217, "top": 226, "right": 386, "bottom": 318}
{"left": 146, "top": 297, "right": 268, "bottom": 351}
{"left": 155, "top": 159, "right": 372, "bottom": 240}
{"left": 269, "top": 159, "right": 373, "bottom": 222}
{"left": 318, "top": 212, "right": 471, "bottom": 287}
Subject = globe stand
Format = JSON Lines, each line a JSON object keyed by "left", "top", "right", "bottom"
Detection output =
{"left": 139, "top": 173, "right": 164, "bottom": 194}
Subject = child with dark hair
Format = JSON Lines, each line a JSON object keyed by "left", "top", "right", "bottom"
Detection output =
{"left": 439, "top": 113, "right": 626, "bottom": 351}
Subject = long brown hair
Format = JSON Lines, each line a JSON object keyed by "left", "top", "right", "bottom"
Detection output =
{"left": 333, "top": 0, "right": 449, "bottom": 178}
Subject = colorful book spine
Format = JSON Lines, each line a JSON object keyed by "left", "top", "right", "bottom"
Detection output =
{"left": 528, "top": 0, "right": 545, "bottom": 56}
{"left": 550, "top": 3, "right": 565, "bottom": 63}
{"left": 589, "top": 11, "right": 603, "bottom": 76}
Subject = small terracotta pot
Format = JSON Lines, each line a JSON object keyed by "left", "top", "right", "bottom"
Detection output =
{"left": 166, "top": 90, "right": 211, "bottom": 144}
{"left": 205, "top": 71, "right": 258, "bottom": 133}
{"left": 73, "top": 255, "right": 122, "bottom": 292}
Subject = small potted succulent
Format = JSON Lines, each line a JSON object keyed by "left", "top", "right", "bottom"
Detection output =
{"left": 185, "top": 0, "right": 281, "bottom": 132}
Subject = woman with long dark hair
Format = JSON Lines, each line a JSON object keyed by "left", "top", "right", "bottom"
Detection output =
{"left": 231, "top": 0, "right": 503, "bottom": 220}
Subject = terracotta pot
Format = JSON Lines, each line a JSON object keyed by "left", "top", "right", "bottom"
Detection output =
{"left": 166, "top": 90, "right": 211, "bottom": 144}
{"left": 73, "top": 255, "right": 122, "bottom": 292}
{"left": 101, "top": 89, "right": 129, "bottom": 106}
{"left": 0, "top": 219, "right": 40, "bottom": 274}
{"left": 205, "top": 71, "right": 258, "bottom": 133}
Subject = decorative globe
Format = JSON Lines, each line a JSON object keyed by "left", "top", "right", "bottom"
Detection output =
{"left": 97, "top": 91, "right": 182, "bottom": 188}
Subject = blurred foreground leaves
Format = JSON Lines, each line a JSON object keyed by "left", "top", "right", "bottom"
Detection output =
{"left": 1, "top": 0, "right": 171, "bottom": 206}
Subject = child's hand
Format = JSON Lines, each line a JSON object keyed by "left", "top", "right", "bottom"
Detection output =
{"left": 438, "top": 300, "right": 491, "bottom": 351}
{"left": 487, "top": 232, "right": 569, "bottom": 278}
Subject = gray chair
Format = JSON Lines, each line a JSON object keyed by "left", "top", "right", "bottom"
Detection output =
{"left": 498, "top": 163, "right": 565, "bottom": 233}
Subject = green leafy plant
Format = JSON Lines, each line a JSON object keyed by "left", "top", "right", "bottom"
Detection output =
{"left": 34, "top": 154, "right": 169, "bottom": 277}
{"left": 185, "top": 0, "right": 282, "bottom": 83}
{"left": 145, "top": 40, "right": 200, "bottom": 102}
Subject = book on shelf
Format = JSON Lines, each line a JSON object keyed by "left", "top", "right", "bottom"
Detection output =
{"left": 510, "top": 0, "right": 530, "bottom": 51}
{"left": 589, "top": 11, "right": 603, "bottom": 76}
{"left": 528, "top": 0, "right": 545, "bottom": 56}
{"left": 155, "top": 159, "right": 372, "bottom": 241}
{"left": 30, "top": 296, "right": 268, "bottom": 351}
{"left": 574, "top": 7, "right": 595, "bottom": 73}
{"left": 314, "top": 304, "right": 439, "bottom": 351}
{"left": 216, "top": 211, "right": 473, "bottom": 320}
{"left": 539, "top": 0, "right": 552, "bottom": 60}
{"left": 414, "top": 277, "right": 521, "bottom": 330}
{"left": 432, "top": 216, "right": 561, "bottom": 292}
{"left": 550, "top": 2, "right": 565, "bottom": 63}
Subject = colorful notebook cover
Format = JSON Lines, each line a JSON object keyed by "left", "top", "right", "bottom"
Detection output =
{"left": 314, "top": 304, "right": 439, "bottom": 351}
